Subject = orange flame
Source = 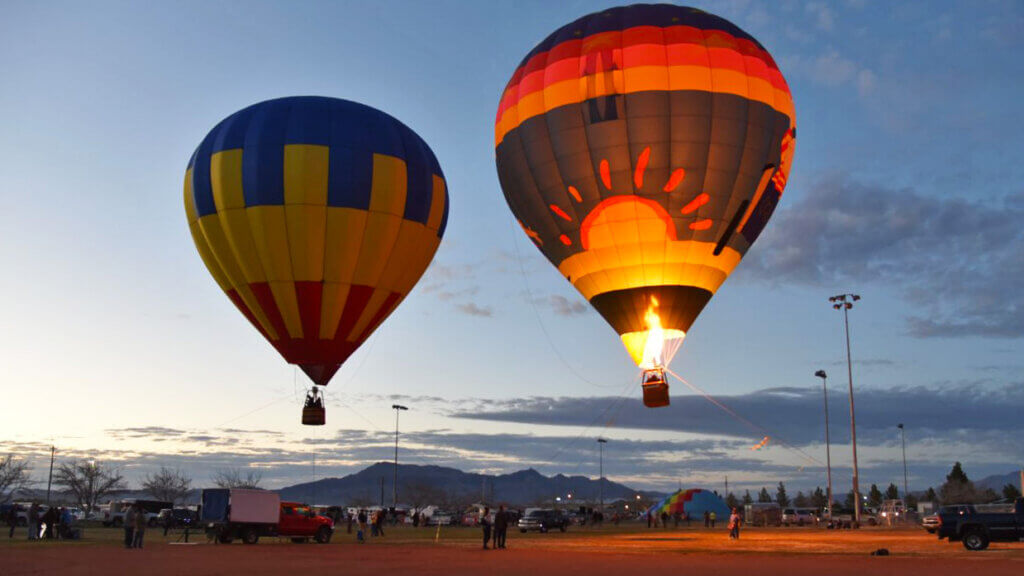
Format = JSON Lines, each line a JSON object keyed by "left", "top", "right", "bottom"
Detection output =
{"left": 640, "top": 297, "right": 665, "bottom": 369}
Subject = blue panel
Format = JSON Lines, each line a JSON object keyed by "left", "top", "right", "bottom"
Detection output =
{"left": 244, "top": 99, "right": 289, "bottom": 148}
{"left": 212, "top": 106, "right": 254, "bottom": 153}
{"left": 438, "top": 189, "right": 450, "bottom": 237}
{"left": 327, "top": 146, "right": 372, "bottom": 209}
{"left": 364, "top": 110, "right": 405, "bottom": 158}
{"left": 285, "top": 97, "right": 331, "bottom": 146}
{"left": 192, "top": 135, "right": 217, "bottom": 217}
{"left": 200, "top": 489, "right": 230, "bottom": 522}
{"left": 401, "top": 131, "right": 431, "bottom": 224}
{"left": 242, "top": 144, "right": 284, "bottom": 206}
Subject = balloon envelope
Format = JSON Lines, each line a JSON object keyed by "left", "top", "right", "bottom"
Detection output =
{"left": 495, "top": 4, "right": 795, "bottom": 365}
{"left": 185, "top": 96, "right": 449, "bottom": 385}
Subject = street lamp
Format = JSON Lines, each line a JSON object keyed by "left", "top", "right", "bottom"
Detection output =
{"left": 598, "top": 438, "right": 608, "bottom": 511}
{"left": 829, "top": 293, "right": 861, "bottom": 524}
{"left": 392, "top": 404, "right": 408, "bottom": 509}
{"left": 898, "top": 423, "right": 908, "bottom": 502}
{"left": 815, "top": 370, "right": 833, "bottom": 524}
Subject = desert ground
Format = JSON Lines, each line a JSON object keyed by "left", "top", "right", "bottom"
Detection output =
{"left": 4, "top": 523, "right": 1024, "bottom": 576}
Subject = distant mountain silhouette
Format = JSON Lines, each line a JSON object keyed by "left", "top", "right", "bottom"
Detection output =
{"left": 278, "top": 462, "right": 665, "bottom": 507}
{"left": 976, "top": 469, "right": 1024, "bottom": 494}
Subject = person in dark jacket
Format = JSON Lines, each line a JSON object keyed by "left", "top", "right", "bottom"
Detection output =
{"left": 356, "top": 510, "right": 367, "bottom": 543}
{"left": 480, "top": 507, "right": 492, "bottom": 549}
{"left": 6, "top": 506, "right": 18, "bottom": 538}
{"left": 493, "top": 505, "right": 508, "bottom": 549}
{"left": 123, "top": 505, "right": 136, "bottom": 548}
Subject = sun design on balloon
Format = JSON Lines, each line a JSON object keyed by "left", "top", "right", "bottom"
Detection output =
{"left": 522, "top": 146, "right": 711, "bottom": 251}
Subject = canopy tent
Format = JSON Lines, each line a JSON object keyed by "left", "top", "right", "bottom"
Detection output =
{"left": 646, "top": 489, "right": 730, "bottom": 520}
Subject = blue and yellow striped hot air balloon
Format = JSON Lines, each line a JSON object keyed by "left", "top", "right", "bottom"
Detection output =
{"left": 184, "top": 97, "right": 449, "bottom": 405}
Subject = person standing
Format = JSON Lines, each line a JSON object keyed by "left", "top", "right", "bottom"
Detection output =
{"left": 346, "top": 511, "right": 353, "bottom": 534}
{"left": 480, "top": 507, "right": 492, "bottom": 550}
{"left": 703, "top": 510, "right": 710, "bottom": 528}
{"left": 132, "top": 504, "right": 147, "bottom": 549}
{"left": 356, "top": 509, "right": 367, "bottom": 543}
{"left": 376, "top": 509, "right": 385, "bottom": 537}
{"left": 710, "top": 510, "right": 717, "bottom": 528}
{"left": 493, "top": 505, "right": 508, "bottom": 549}
{"left": 728, "top": 508, "right": 742, "bottom": 540}
{"left": 27, "top": 503, "right": 40, "bottom": 540}
{"left": 123, "top": 505, "right": 136, "bottom": 549}
{"left": 6, "top": 505, "right": 18, "bottom": 539}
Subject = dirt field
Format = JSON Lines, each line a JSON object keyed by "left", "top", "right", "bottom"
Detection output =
{"left": 4, "top": 524, "right": 1024, "bottom": 576}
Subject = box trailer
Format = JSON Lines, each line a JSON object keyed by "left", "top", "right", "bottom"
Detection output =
{"left": 201, "top": 488, "right": 280, "bottom": 544}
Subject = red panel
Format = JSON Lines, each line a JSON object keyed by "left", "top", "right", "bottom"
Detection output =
{"left": 334, "top": 284, "right": 374, "bottom": 343}
{"left": 294, "top": 281, "right": 323, "bottom": 343}
{"left": 249, "top": 282, "right": 289, "bottom": 342}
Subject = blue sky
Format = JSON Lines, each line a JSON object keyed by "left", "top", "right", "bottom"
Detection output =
{"left": 2, "top": 0, "right": 1023, "bottom": 497}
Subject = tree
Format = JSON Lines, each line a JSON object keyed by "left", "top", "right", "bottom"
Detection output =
{"left": 758, "top": 487, "right": 771, "bottom": 503}
{"left": 742, "top": 490, "right": 753, "bottom": 505}
{"left": 810, "top": 487, "right": 826, "bottom": 510}
{"left": 54, "top": 460, "right": 125, "bottom": 514}
{"left": 844, "top": 490, "right": 856, "bottom": 509}
{"left": 923, "top": 487, "right": 938, "bottom": 503}
{"left": 725, "top": 492, "right": 739, "bottom": 509}
{"left": 213, "top": 468, "right": 263, "bottom": 489}
{"left": 885, "top": 483, "right": 900, "bottom": 501}
{"left": 1003, "top": 484, "right": 1022, "bottom": 501}
{"left": 905, "top": 492, "right": 918, "bottom": 509}
{"left": 940, "top": 462, "right": 977, "bottom": 504}
{"left": 142, "top": 467, "right": 192, "bottom": 504}
{"left": 793, "top": 491, "right": 808, "bottom": 508}
{"left": 775, "top": 482, "right": 790, "bottom": 507}
{"left": 0, "top": 455, "right": 32, "bottom": 504}
{"left": 867, "top": 484, "right": 883, "bottom": 507}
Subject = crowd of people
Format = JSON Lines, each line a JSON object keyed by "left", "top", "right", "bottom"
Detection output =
{"left": 644, "top": 507, "right": 745, "bottom": 539}
{"left": 5, "top": 502, "right": 81, "bottom": 540}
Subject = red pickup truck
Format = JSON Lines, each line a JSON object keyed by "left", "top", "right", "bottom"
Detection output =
{"left": 201, "top": 489, "right": 334, "bottom": 544}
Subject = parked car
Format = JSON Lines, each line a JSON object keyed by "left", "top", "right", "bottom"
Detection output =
{"left": 936, "top": 498, "right": 1024, "bottom": 550}
{"left": 781, "top": 508, "right": 816, "bottom": 526}
{"left": 103, "top": 499, "right": 172, "bottom": 527}
{"left": 157, "top": 507, "right": 198, "bottom": 528}
{"left": 518, "top": 509, "right": 569, "bottom": 533}
{"left": 921, "top": 514, "right": 940, "bottom": 533}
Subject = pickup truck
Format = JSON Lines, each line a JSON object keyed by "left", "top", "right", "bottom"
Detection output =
{"left": 201, "top": 488, "right": 333, "bottom": 544}
{"left": 936, "top": 498, "right": 1024, "bottom": 550}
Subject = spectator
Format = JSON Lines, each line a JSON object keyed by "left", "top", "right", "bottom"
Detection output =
{"left": 710, "top": 511, "right": 717, "bottom": 528}
{"left": 356, "top": 509, "right": 367, "bottom": 543}
{"left": 480, "top": 507, "right": 491, "bottom": 550}
{"left": 27, "top": 503, "right": 40, "bottom": 540}
{"left": 703, "top": 510, "right": 710, "bottom": 528}
{"left": 494, "top": 505, "right": 508, "bottom": 549}
{"left": 728, "top": 507, "right": 742, "bottom": 540}
{"left": 6, "top": 505, "right": 18, "bottom": 539}
{"left": 123, "top": 505, "right": 136, "bottom": 549}
{"left": 376, "top": 509, "right": 385, "bottom": 537}
{"left": 132, "top": 504, "right": 147, "bottom": 548}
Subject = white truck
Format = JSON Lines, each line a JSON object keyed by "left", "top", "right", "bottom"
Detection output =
{"left": 200, "top": 488, "right": 334, "bottom": 544}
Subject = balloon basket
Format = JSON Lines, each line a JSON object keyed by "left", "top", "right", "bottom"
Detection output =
{"left": 641, "top": 368, "right": 670, "bottom": 408}
{"left": 302, "top": 406, "right": 326, "bottom": 426}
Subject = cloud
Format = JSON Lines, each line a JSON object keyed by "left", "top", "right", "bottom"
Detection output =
{"left": 744, "top": 174, "right": 1024, "bottom": 338}
{"left": 805, "top": 2, "right": 835, "bottom": 31}
{"left": 449, "top": 384, "right": 1024, "bottom": 453}
{"left": 531, "top": 294, "right": 589, "bottom": 317}
{"left": 456, "top": 302, "right": 493, "bottom": 317}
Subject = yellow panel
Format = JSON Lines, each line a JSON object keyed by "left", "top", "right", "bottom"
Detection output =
{"left": 188, "top": 220, "right": 230, "bottom": 291}
{"left": 369, "top": 154, "right": 407, "bottom": 216}
{"left": 376, "top": 221, "right": 421, "bottom": 293}
{"left": 218, "top": 208, "right": 267, "bottom": 283}
{"left": 269, "top": 281, "right": 303, "bottom": 339}
{"left": 195, "top": 213, "right": 278, "bottom": 339}
{"left": 425, "top": 175, "right": 446, "bottom": 232}
{"left": 285, "top": 204, "right": 327, "bottom": 282}
{"left": 246, "top": 205, "right": 294, "bottom": 282}
{"left": 284, "top": 144, "right": 329, "bottom": 206}
{"left": 211, "top": 149, "right": 245, "bottom": 210}
{"left": 352, "top": 212, "right": 401, "bottom": 287}
{"left": 319, "top": 282, "right": 351, "bottom": 339}
{"left": 609, "top": 220, "right": 641, "bottom": 247}
{"left": 183, "top": 169, "right": 198, "bottom": 223}
{"left": 323, "top": 207, "right": 368, "bottom": 284}
{"left": 346, "top": 287, "right": 391, "bottom": 342}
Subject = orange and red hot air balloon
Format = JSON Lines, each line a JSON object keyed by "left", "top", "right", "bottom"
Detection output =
{"left": 185, "top": 96, "right": 449, "bottom": 424}
{"left": 495, "top": 5, "right": 795, "bottom": 407}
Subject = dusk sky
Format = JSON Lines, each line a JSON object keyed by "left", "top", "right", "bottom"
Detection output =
{"left": 2, "top": 0, "right": 1023, "bottom": 498}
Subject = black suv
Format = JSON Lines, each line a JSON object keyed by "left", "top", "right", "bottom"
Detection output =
{"left": 518, "top": 509, "right": 569, "bottom": 533}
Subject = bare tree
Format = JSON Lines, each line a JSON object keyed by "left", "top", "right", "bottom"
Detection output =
{"left": 54, "top": 460, "right": 125, "bottom": 514}
{"left": 142, "top": 467, "right": 192, "bottom": 504}
{"left": 0, "top": 455, "right": 32, "bottom": 503}
{"left": 213, "top": 468, "right": 263, "bottom": 489}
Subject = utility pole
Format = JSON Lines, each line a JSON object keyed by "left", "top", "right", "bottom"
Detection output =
{"left": 830, "top": 293, "right": 862, "bottom": 524}
{"left": 816, "top": 370, "right": 834, "bottom": 524}
{"left": 380, "top": 476, "right": 384, "bottom": 508}
{"left": 898, "top": 424, "right": 909, "bottom": 501}
{"left": 724, "top": 476, "right": 728, "bottom": 497}
{"left": 597, "top": 438, "right": 608, "bottom": 511}
{"left": 46, "top": 446, "right": 55, "bottom": 505}
{"left": 392, "top": 404, "right": 408, "bottom": 509}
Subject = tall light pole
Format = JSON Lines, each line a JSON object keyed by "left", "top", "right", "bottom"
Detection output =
{"left": 897, "top": 424, "right": 908, "bottom": 501}
{"left": 597, "top": 438, "right": 608, "bottom": 511}
{"left": 815, "top": 370, "right": 833, "bottom": 524}
{"left": 392, "top": 404, "right": 408, "bottom": 509}
{"left": 830, "top": 293, "right": 861, "bottom": 524}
